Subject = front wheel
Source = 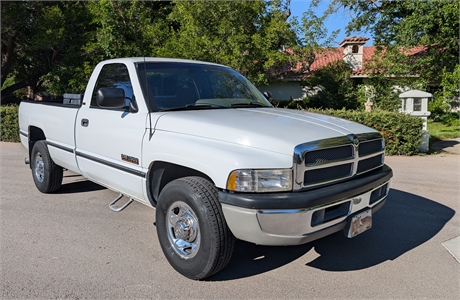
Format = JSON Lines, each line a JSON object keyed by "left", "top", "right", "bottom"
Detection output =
{"left": 156, "top": 177, "right": 234, "bottom": 280}
{"left": 30, "top": 141, "right": 63, "bottom": 193}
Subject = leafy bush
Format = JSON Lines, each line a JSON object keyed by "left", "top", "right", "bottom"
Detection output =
{"left": 439, "top": 112, "right": 460, "bottom": 127}
{"left": 300, "top": 61, "right": 360, "bottom": 110}
{"left": 1, "top": 104, "right": 20, "bottom": 142}
{"left": 303, "top": 108, "right": 424, "bottom": 156}
{"left": 284, "top": 60, "right": 404, "bottom": 111}
{"left": 432, "top": 65, "right": 460, "bottom": 114}
{"left": 272, "top": 98, "right": 313, "bottom": 109}
{"left": 428, "top": 97, "right": 451, "bottom": 117}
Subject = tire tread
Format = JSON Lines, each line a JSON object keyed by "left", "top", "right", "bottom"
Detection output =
{"left": 156, "top": 176, "right": 235, "bottom": 279}
{"left": 181, "top": 177, "right": 235, "bottom": 277}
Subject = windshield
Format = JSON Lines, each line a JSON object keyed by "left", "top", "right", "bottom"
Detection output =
{"left": 137, "top": 62, "right": 272, "bottom": 111}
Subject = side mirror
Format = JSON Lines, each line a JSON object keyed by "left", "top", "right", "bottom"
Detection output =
{"left": 97, "top": 88, "right": 125, "bottom": 108}
{"left": 263, "top": 91, "right": 273, "bottom": 103}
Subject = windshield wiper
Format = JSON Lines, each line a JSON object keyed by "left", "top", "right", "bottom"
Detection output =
{"left": 161, "top": 103, "right": 228, "bottom": 112}
{"left": 230, "top": 102, "right": 267, "bottom": 108}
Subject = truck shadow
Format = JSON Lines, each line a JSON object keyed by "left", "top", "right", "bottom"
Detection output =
{"left": 207, "top": 189, "right": 455, "bottom": 281}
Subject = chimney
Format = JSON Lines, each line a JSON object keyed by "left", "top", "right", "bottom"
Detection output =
{"left": 340, "top": 36, "right": 369, "bottom": 71}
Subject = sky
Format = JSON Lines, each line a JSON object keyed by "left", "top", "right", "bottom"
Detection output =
{"left": 289, "top": 0, "right": 373, "bottom": 47}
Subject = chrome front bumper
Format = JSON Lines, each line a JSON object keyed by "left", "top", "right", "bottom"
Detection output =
{"left": 222, "top": 182, "right": 389, "bottom": 246}
{"left": 219, "top": 165, "right": 392, "bottom": 246}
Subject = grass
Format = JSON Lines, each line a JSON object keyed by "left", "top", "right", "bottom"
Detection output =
{"left": 428, "top": 120, "right": 460, "bottom": 145}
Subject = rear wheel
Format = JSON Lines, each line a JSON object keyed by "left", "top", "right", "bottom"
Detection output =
{"left": 156, "top": 176, "right": 234, "bottom": 280}
{"left": 31, "top": 141, "right": 63, "bottom": 193}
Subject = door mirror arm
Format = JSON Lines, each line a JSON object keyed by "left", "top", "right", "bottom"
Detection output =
{"left": 263, "top": 91, "right": 273, "bottom": 104}
{"left": 129, "top": 96, "right": 139, "bottom": 113}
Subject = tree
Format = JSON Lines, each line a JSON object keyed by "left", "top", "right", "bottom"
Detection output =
{"left": 85, "top": 0, "right": 174, "bottom": 60}
{"left": 281, "top": 2, "right": 339, "bottom": 79}
{"left": 330, "top": 0, "right": 459, "bottom": 83}
{"left": 157, "top": 0, "right": 298, "bottom": 85}
{"left": 430, "top": 65, "right": 460, "bottom": 115}
{"left": 2, "top": 0, "right": 299, "bottom": 98}
{"left": 1, "top": 0, "right": 337, "bottom": 100}
{"left": 1, "top": 1, "right": 94, "bottom": 100}
{"left": 300, "top": 60, "right": 358, "bottom": 110}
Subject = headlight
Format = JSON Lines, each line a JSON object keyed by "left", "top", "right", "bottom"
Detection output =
{"left": 227, "top": 169, "right": 292, "bottom": 192}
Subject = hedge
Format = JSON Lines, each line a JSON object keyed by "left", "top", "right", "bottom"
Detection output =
{"left": 0, "top": 104, "right": 424, "bottom": 155}
{"left": 304, "top": 108, "right": 424, "bottom": 156}
{"left": 1, "top": 104, "right": 20, "bottom": 142}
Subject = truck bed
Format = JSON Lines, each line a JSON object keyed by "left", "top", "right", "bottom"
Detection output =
{"left": 19, "top": 100, "right": 81, "bottom": 173}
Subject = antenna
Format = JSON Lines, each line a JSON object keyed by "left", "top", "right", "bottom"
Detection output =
{"left": 143, "top": 56, "right": 154, "bottom": 139}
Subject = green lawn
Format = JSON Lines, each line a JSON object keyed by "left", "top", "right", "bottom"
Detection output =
{"left": 428, "top": 120, "right": 460, "bottom": 145}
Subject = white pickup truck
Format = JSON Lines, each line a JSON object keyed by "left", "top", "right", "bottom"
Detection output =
{"left": 19, "top": 57, "right": 392, "bottom": 279}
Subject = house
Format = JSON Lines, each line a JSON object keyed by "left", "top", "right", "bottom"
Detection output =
{"left": 258, "top": 36, "right": 427, "bottom": 101}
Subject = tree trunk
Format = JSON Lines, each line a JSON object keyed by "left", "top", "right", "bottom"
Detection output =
{"left": 1, "top": 76, "right": 40, "bottom": 100}
{"left": 1, "top": 34, "right": 16, "bottom": 87}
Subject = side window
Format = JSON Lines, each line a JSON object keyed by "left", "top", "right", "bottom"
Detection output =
{"left": 91, "top": 63, "right": 134, "bottom": 108}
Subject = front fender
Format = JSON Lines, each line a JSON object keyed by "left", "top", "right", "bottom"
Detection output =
{"left": 141, "top": 130, "right": 293, "bottom": 189}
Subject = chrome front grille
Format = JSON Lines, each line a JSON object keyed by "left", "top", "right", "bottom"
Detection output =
{"left": 359, "top": 138, "right": 384, "bottom": 156}
{"left": 357, "top": 154, "right": 384, "bottom": 174}
{"left": 303, "top": 163, "right": 353, "bottom": 185}
{"left": 305, "top": 145, "right": 354, "bottom": 166}
{"left": 293, "top": 133, "right": 384, "bottom": 191}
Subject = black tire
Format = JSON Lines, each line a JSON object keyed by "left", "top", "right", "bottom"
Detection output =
{"left": 30, "top": 140, "right": 63, "bottom": 193}
{"left": 156, "top": 176, "right": 235, "bottom": 280}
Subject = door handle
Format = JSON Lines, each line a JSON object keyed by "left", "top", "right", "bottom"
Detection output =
{"left": 81, "top": 118, "right": 89, "bottom": 127}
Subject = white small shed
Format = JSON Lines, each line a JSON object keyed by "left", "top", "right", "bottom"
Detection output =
{"left": 399, "top": 90, "right": 432, "bottom": 152}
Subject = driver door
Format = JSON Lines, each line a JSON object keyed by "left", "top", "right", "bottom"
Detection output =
{"left": 75, "top": 63, "right": 147, "bottom": 202}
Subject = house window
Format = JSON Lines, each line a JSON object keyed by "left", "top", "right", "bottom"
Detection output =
{"left": 352, "top": 45, "right": 359, "bottom": 53}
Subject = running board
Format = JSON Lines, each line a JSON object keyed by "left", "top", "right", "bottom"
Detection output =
{"left": 109, "top": 194, "right": 134, "bottom": 212}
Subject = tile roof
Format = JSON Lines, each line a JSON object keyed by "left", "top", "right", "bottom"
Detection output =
{"left": 309, "top": 48, "right": 343, "bottom": 72}
{"left": 287, "top": 44, "right": 428, "bottom": 78}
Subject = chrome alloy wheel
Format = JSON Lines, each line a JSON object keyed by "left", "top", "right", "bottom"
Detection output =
{"left": 33, "top": 152, "right": 45, "bottom": 183}
{"left": 166, "top": 201, "right": 200, "bottom": 259}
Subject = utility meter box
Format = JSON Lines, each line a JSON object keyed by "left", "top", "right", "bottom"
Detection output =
{"left": 399, "top": 90, "right": 432, "bottom": 152}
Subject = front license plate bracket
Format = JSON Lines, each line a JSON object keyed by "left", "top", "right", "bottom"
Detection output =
{"left": 345, "top": 209, "right": 372, "bottom": 238}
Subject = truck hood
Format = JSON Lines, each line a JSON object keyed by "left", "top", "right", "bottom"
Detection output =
{"left": 154, "top": 108, "right": 377, "bottom": 155}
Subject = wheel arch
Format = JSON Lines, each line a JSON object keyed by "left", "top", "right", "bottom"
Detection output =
{"left": 27, "top": 126, "right": 46, "bottom": 169}
{"left": 146, "top": 161, "right": 215, "bottom": 207}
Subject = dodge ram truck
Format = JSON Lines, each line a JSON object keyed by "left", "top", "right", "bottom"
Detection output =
{"left": 19, "top": 57, "right": 393, "bottom": 279}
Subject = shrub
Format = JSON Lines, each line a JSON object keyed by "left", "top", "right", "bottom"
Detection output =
{"left": 432, "top": 65, "right": 460, "bottom": 115}
{"left": 1, "top": 104, "right": 20, "bottom": 142}
{"left": 439, "top": 112, "right": 460, "bottom": 127}
{"left": 303, "top": 108, "right": 424, "bottom": 156}
{"left": 272, "top": 98, "right": 313, "bottom": 109}
{"left": 428, "top": 97, "right": 450, "bottom": 117}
